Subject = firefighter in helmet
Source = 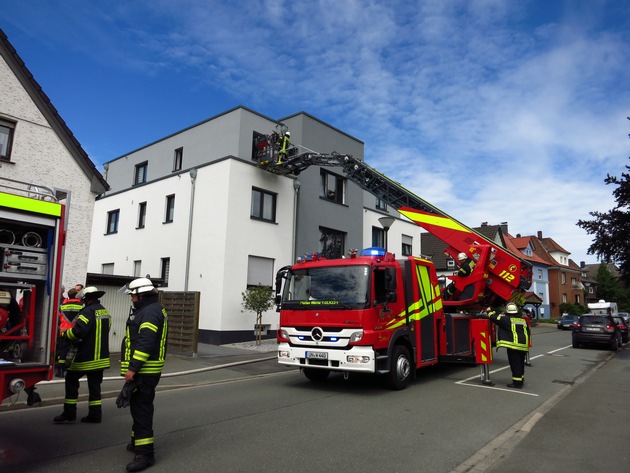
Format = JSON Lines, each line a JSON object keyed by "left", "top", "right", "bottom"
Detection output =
{"left": 443, "top": 252, "right": 475, "bottom": 300}
{"left": 121, "top": 277, "right": 168, "bottom": 472}
{"left": 54, "top": 286, "right": 111, "bottom": 423}
{"left": 276, "top": 131, "right": 291, "bottom": 164}
{"left": 485, "top": 303, "right": 530, "bottom": 389}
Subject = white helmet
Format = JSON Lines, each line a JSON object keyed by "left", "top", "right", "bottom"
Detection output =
{"left": 285, "top": 131, "right": 291, "bottom": 137}
{"left": 82, "top": 286, "right": 105, "bottom": 299}
{"left": 506, "top": 302, "right": 519, "bottom": 314}
{"left": 457, "top": 252, "right": 467, "bottom": 262}
{"left": 126, "top": 278, "right": 155, "bottom": 295}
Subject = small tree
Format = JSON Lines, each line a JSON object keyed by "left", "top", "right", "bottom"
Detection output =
{"left": 241, "top": 285, "right": 275, "bottom": 345}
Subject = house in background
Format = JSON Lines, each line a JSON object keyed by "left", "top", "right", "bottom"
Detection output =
{"left": 0, "top": 29, "right": 108, "bottom": 290}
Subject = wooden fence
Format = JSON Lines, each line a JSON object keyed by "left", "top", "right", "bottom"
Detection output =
{"left": 159, "top": 291, "right": 200, "bottom": 356}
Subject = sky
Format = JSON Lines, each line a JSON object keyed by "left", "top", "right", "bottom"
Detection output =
{"left": 3, "top": 0, "right": 629, "bottom": 265}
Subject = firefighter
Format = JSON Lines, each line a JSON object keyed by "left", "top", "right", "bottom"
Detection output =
{"left": 443, "top": 252, "right": 475, "bottom": 300}
{"left": 122, "top": 277, "right": 168, "bottom": 472}
{"left": 53, "top": 286, "right": 111, "bottom": 424}
{"left": 485, "top": 303, "right": 530, "bottom": 389}
{"left": 55, "top": 288, "right": 83, "bottom": 378}
{"left": 276, "top": 131, "right": 291, "bottom": 164}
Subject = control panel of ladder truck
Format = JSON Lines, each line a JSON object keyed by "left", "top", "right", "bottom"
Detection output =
{"left": 255, "top": 130, "right": 532, "bottom": 389}
{"left": 0, "top": 177, "right": 66, "bottom": 406}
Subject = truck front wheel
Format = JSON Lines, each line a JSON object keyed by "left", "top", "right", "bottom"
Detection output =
{"left": 303, "top": 368, "right": 330, "bottom": 383}
{"left": 387, "top": 345, "right": 412, "bottom": 390}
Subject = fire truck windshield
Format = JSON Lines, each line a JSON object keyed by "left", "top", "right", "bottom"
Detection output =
{"left": 283, "top": 266, "right": 370, "bottom": 309}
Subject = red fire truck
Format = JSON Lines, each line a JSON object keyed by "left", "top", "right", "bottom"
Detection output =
{"left": 256, "top": 137, "right": 532, "bottom": 389}
{"left": 0, "top": 177, "right": 65, "bottom": 405}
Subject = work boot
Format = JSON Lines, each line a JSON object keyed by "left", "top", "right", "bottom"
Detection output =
{"left": 126, "top": 442, "right": 135, "bottom": 453}
{"left": 53, "top": 412, "right": 76, "bottom": 424}
{"left": 506, "top": 383, "right": 523, "bottom": 389}
{"left": 126, "top": 453, "right": 155, "bottom": 472}
{"left": 80, "top": 414, "right": 101, "bottom": 423}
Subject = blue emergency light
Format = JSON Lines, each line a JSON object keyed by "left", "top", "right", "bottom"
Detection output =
{"left": 360, "top": 247, "right": 386, "bottom": 256}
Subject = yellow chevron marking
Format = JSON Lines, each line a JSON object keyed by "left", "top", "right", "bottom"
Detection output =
{"left": 398, "top": 209, "right": 469, "bottom": 232}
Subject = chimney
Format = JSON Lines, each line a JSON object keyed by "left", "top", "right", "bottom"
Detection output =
{"left": 500, "top": 222, "right": 508, "bottom": 234}
{"left": 516, "top": 233, "right": 521, "bottom": 238}
{"left": 537, "top": 231, "right": 543, "bottom": 239}
{"left": 481, "top": 222, "right": 488, "bottom": 226}
{"left": 580, "top": 261, "right": 585, "bottom": 268}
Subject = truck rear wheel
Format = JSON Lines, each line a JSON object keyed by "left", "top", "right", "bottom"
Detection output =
{"left": 387, "top": 345, "right": 412, "bottom": 390}
{"left": 303, "top": 368, "right": 330, "bottom": 383}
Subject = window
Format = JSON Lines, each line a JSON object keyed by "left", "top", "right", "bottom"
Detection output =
{"left": 252, "top": 131, "right": 270, "bottom": 163}
{"left": 402, "top": 235, "right": 413, "bottom": 256}
{"left": 247, "top": 255, "right": 274, "bottom": 288}
{"left": 562, "top": 293, "right": 567, "bottom": 303}
{"left": 376, "top": 197, "right": 387, "bottom": 211}
{"left": 447, "top": 259, "right": 455, "bottom": 269}
{"left": 320, "top": 226, "right": 345, "bottom": 259}
{"left": 561, "top": 273, "right": 566, "bottom": 285}
{"left": 137, "top": 202, "right": 147, "bottom": 229}
{"left": 372, "top": 226, "right": 384, "bottom": 247}
{"left": 538, "top": 269, "right": 543, "bottom": 279}
{"left": 160, "top": 257, "right": 170, "bottom": 286}
{"left": 102, "top": 263, "right": 114, "bottom": 275}
{"left": 575, "top": 294, "right": 581, "bottom": 304}
{"left": 134, "top": 161, "right": 148, "bottom": 185}
{"left": 589, "top": 287, "right": 594, "bottom": 294}
{"left": 320, "top": 170, "right": 346, "bottom": 204}
{"left": 164, "top": 194, "right": 175, "bottom": 223}
{"left": 571, "top": 277, "right": 577, "bottom": 287}
{"left": 0, "top": 119, "right": 16, "bottom": 161}
{"left": 251, "top": 188, "right": 276, "bottom": 222}
{"left": 173, "top": 147, "right": 183, "bottom": 171}
{"left": 133, "top": 260, "right": 142, "bottom": 277}
{"left": 106, "top": 209, "right": 120, "bottom": 234}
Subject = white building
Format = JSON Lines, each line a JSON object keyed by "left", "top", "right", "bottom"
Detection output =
{"left": 0, "top": 29, "right": 108, "bottom": 290}
{"left": 89, "top": 106, "right": 421, "bottom": 344}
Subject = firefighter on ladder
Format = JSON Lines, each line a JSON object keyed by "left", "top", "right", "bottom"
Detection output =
{"left": 443, "top": 252, "right": 475, "bottom": 300}
{"left": 276, "top": 131, "right": 291, "bottom": 164}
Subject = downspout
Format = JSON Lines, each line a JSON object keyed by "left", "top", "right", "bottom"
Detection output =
{"left": 292, "top": 178, "right": 301, "bottom": 263}
{"left": 185, "top": 168, "right": 197, "bottom": 292}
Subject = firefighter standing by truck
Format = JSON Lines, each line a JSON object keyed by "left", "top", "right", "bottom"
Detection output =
{"left": 53, "top": 286, "right": 111, "bottom": 424}
{"left": 485, "top": 303, "right": 530, "bottom": 389}
{"left": 121, "top": 277, "right": 168, "bottom": 472}
{"left": 55, "top": 287, "right": 83, "bottom": 378}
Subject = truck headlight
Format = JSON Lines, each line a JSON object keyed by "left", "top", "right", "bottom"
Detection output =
{"left": 349, "top": 331, "right": 363, "bottom": 342}
{"left": 347, "top": 355, "right": 371, "bottom": 363}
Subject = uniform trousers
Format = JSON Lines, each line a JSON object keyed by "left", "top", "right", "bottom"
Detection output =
{"left": 129, "top": 374, "right": 161, "bottom": 455}
{"left": 64, "top": 369, "right": 104, "bottom": 415}
{"left": 506, "top": 349, "right": 527, "bottom": 384}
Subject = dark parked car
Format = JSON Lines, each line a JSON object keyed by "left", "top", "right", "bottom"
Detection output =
{"left": 572, "top": 314, "right": 622, "bottom": 351}
{"left": 557, "top": 314, "right": 579, "bottom": 330}
{"left": 613, "top": 316, "right": 629, "bottom": 343}
{"left": 618, "top": 312, "right": 630, "bottom": 325}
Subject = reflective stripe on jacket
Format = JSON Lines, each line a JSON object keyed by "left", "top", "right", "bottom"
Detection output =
{"left": 65, "top": 301, "right": 111, "bottom": 371}
{"left": 488, "top": 311, "right": 530, "bottom": 351}
{"left": 120, "top": 295, "right": 168, "bottom": 376}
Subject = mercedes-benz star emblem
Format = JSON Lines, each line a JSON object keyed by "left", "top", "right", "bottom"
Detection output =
{"left": 311, "top": 327, "right": 324, "bottom": 341}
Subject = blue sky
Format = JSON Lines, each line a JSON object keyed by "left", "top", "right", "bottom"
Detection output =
{"left": 3, "top": 0, "right": 629, "bottom": 265}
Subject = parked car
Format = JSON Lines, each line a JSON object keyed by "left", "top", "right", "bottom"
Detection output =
{"left": 557, "top": 314, "right": 579, "bottom": 330}
{"left": 618, "top": 312, "right": 630, "bottom": 325}
{"left": 613, "top": 316, "right": 629, "bottom": 343}
{"left": 572, "top": 314, "right": 622, "bottom": 351}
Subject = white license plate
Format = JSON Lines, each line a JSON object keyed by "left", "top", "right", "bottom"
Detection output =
{"left": 585, "top": 327, "right": 601, "bottom": 332}
{"left": 306, "top": 351, "right": 328, "bottom": 359}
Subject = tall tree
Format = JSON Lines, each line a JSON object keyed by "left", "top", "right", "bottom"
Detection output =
{"left": 577, "top": 118, "right": 630, "bottom": 284}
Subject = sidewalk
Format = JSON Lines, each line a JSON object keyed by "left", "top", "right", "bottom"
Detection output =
{"left": 1, "top": 339, "right": 280, "bottom": 411}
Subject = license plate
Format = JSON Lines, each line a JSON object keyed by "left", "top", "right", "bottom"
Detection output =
{"left": 586, "top": 327, "right": 601, "bottom": 332}
{"left": 306, "top": 351, "right": 328, "bottom": 359}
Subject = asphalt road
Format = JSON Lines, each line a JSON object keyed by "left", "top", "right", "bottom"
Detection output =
{"left": 0, "top": 326, "right": 627, "bottom": 473}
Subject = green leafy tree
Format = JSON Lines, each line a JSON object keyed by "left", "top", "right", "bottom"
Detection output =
{"left": 241, "top": 285, "right": 275, "bottom": 345}
{"left": 595, "top": 264, "right": 621, "bottom": 303}
{"left": 577, "top": 158, "right": 630, "bottom": 284}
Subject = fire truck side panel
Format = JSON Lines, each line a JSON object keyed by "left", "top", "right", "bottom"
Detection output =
{"left": 0, "top": 192, "right": 64, "bottom": 404}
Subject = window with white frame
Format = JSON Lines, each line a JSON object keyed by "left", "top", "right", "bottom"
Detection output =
{"left": 102, "top": 263, "right": 114, "bottom": 275}
{"left": 133, "top": 260, "right": 142, "bottom": 277}
{"left": 247, "top": 255, "right": 274, "bottom": 288}
{"left": 402, "top": 235, "right": 413, "bottom": 256}
{"left": 372, "top": 226, "right": 384, "bottom": 247}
